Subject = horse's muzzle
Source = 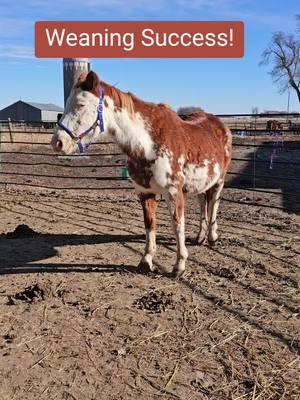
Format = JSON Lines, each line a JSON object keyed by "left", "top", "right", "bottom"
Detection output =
{"left": 51, "top": 133, "right": 72, "bottom": 154}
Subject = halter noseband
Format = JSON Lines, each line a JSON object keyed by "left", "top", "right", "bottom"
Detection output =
{"left": 57, "top": 85, "right": 105, "bottom": 153}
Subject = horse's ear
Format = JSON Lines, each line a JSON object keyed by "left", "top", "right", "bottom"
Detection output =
{"left": 80, "top": 71, "right": 100, "bottom": 96}
{"left": 77, "top": 72, "right": 88, "bottom": 83}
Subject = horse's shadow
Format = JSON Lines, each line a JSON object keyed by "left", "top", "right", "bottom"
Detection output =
{"left": 0, "top": 231, "right": 180, "bottom": 275}
{"left": 0, "top": 232, "right": 147, "bottom": 275}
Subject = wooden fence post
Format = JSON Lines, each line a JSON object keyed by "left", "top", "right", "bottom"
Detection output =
{"left": 8, "top": 118, "right": 13, "bottom": 143}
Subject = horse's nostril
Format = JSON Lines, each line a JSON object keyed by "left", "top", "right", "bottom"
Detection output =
{"left": 56, "top": 140, "right": 63, "bottom": 151}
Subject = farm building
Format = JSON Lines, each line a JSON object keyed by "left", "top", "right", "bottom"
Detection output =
{"left": 0, "top": 100, "right": 63, "bottom": 122}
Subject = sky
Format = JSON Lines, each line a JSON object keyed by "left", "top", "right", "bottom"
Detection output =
{"left": 0, "top": 0, "right": 299, "bottom": 114}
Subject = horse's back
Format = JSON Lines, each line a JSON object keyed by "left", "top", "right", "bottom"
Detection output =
{"left": 178, "top": 112, "right": 231, "bottom": 194}
{"left": 185, "top": 112, "right": 229, "bottom": 139}
{"left": 182, "top": 111, "right": 231, "bottom": 162}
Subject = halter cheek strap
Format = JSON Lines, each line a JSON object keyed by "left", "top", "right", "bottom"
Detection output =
{"left": 57, "top": 85, "right": 104, "bottom": 154}
{"left": 97, "top": 85, "right": 104, "bottom": 133}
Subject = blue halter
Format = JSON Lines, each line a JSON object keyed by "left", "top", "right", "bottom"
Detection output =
{"left": 57, "top": 86, "right": 105, "bottom": 153}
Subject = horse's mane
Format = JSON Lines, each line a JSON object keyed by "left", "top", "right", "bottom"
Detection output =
{"left": 76, "top": 71, "right": 175, "bottom": 119}
{"left": 102, "top": 82, "right": 176, "bottom": 118}
{"left": 102, "top": 82, "right": 135, "bottom": 116}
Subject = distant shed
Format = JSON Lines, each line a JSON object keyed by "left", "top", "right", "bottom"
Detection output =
{"left": 0, "top": 100, "right": 63, "bottom": 122}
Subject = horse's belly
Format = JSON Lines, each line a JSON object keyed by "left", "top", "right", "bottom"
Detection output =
{"left": 183, "top": 162, "right": 221, "bottom": 194}
{"left": 129, "top": 156, "right": 222, "bottom": 195}
{"left": 132, "top": 181, "right": 162, "bottom": 194}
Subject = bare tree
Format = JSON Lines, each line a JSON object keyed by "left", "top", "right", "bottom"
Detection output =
{"left": 261, "top": 27, "right": 300, "bottom": 104}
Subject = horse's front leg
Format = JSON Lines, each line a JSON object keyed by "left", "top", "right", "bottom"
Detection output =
{"left": 165, "top": 187, "right": 188, "bottom": 277}
{"left": 138, "top": 193, "right": 158, "bottom": 272}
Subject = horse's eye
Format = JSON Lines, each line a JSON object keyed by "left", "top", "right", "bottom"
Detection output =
{"left": 78, "top": 104, "right": 85, "bottom": 109}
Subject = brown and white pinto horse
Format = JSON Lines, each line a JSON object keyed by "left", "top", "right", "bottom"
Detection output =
{"left": 51, "top": 71, "right": 232, "bottom": 277}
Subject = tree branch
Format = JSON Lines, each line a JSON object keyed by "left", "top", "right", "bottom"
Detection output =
{"left": 260, "top": 25, "right": 300, "bottom": 104}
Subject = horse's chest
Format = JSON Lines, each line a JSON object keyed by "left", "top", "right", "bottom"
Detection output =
{"left": 127, "top": 158, "right": 153, "bottom": 189}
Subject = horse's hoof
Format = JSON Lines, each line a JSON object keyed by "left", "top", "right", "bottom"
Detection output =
{"left": 208, "top": 238, "right": 218, "bottom": 247}
{"left": 137, "top": 259, "right": 157, "bottom": 274}
{"left": 170, "top": 268, "right": 185, "bottom": 279}
{"left": 196, "top": 236, "right": 206, "bottom": 246}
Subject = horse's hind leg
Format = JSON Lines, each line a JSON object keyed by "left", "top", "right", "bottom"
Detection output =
{"left": 165, "top": 186, "right": 188, "bottom": 277}
{"left": 138, "top": 193, "right": 158, "bottom": 272}
{"left": 207, "top": 181, "right": 224, "bottom": 246}
{"left": 196, "top": 193, "right": 208, "bottom": 245}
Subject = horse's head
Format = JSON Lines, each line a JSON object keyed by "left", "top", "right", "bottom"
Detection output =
{"left": 51, "top": 71, "right": 103, "bottom": 155}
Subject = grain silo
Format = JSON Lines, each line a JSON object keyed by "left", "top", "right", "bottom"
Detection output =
{"left": 63, "top": 58, "right": 91, "bottom": 105}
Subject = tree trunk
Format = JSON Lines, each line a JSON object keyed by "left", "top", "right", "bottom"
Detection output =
{"left": 286, "top": 67, "right": 300, "bottom": 104}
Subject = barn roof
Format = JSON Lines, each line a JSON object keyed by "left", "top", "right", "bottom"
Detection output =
{"left": 25, "top": 102, "right": 64, "bottom": 112}
{"left": 0, "top": 100, "right": 64, "bottom": 113}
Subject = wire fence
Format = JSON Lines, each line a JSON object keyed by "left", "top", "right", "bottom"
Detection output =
{"left": 0, "top": 113, "right": 300, "bottom": 213}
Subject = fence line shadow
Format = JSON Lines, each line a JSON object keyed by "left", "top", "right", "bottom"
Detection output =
{"left": 228, "top": 140, "right": 300, "bottom": 214}
{"left": 179, "top": 276, "right": 300, "bottom": 355}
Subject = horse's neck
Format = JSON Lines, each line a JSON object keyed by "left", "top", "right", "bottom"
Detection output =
{"left": 104, "top": 96, "right": 155, "bottom": 160}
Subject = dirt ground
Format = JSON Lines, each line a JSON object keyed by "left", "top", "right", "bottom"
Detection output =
{"left": 0, "top": 187, "right": 299, "bottom": 400}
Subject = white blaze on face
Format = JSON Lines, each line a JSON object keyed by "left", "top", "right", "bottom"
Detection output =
{"left": 104, "top": 96, "right": 155, "bottom": 160}
{"left": 64, "top": 89, "right": 99, "bottom": 132}
{"left": 51, "top": 88, "right": 101, "bottom": 154}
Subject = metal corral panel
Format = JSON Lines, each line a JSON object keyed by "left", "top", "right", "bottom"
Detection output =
{"left": 0, "top": 101, "right": 41, "bottom": 122}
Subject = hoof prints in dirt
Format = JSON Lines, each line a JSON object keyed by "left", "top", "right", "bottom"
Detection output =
{"left": 133, "top": 291, "right": 174, "bottom": 313}
{"left": 14, "top": 284, "right": 45, "bottom": 303}
{"left": 6, "top": 224, "right": 39, "bottom": 238}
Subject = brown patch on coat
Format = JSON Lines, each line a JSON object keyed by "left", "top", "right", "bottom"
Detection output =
{"left": 108, "top": 127, "right": 116, "bottom": 137}
{"left": 139, "top": 193, "right": 157, "bottom": 230}
{"left": 127, "top": 158, "right": 153, "bottom": 189}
